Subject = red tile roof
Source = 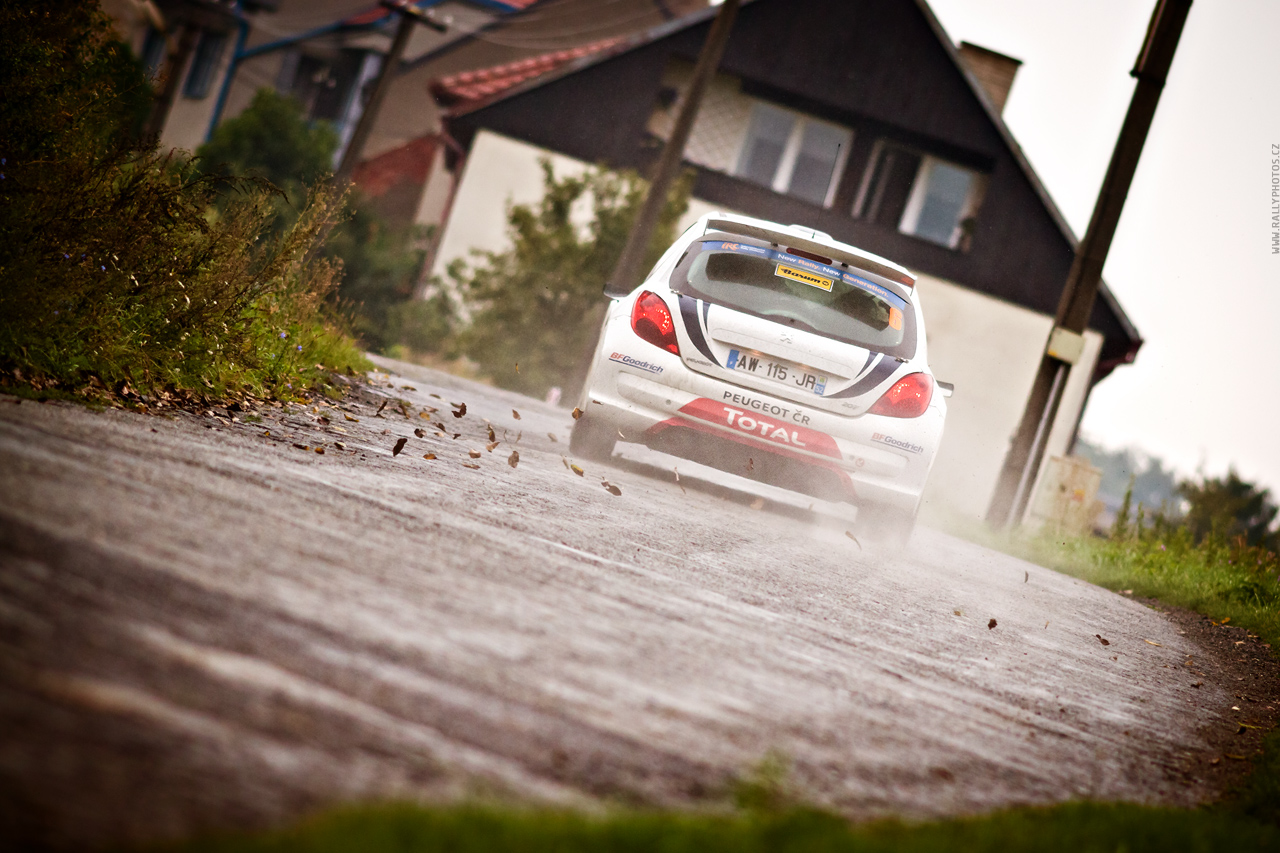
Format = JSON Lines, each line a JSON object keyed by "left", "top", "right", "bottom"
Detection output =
{"left": 429, "top": 36, "right": 624, "bottom": 109}
{"left": 352, "top": 135, "right": 440, "bottom": 198}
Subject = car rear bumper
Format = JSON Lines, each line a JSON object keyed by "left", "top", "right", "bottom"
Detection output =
{"left": 581, "top": 330, "right": 943, "bottom": 511}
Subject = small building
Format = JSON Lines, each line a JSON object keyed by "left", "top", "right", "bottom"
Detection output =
{"left": 427, "top": 0, "right": 1143, "bottom": 524}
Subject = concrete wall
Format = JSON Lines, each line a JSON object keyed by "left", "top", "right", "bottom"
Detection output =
{"left": 433, "top": 131, "right": 1101, "bottom": 523}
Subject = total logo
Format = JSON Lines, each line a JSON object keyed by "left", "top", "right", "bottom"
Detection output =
{"left": 723, "top": 406, "right": 807, "bottom": 446}
{"left": 609, "top": 352, "right": 664, "bottom": 374}
{"left": 871, "top": 432, "right": 924, "bottom": 454}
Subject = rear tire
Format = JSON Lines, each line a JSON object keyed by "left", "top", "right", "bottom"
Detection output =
{"left": 854, "top": 503, "right": 918, "bottom": 550}
{"left": 570, "top": 413, "right": 616, "bottom": 462}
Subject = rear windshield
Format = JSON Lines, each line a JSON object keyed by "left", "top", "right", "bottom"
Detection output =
{"left": 672, "top": 239, "right": 916, "bottom": 358}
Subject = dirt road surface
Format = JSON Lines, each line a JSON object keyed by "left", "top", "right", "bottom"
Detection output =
{"left": 0, "top": 358, "right": 1257, "bottom": 848}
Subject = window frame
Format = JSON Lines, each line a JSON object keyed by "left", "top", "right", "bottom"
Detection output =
{"left": 733, "top": 102, "right": 852, "bottom": 209}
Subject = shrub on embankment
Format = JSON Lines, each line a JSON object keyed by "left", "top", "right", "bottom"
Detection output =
{"left": 0, "top": 3, "right": 367, "bottom": 405}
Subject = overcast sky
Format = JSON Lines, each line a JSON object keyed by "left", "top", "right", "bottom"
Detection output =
{"left": 922, "top": 0, "right": 1280, "bottom": 494}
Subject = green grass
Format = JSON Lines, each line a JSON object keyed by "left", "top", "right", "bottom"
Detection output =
{"left": 158, "top": 801, "right": 1280, "bottom": 853}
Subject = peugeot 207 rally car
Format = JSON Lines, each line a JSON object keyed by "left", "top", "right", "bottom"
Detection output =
{"left": 571, "top": 212, "right": 948, "bottom": 546}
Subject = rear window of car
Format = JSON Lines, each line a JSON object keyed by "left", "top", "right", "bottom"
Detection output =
{"left": 671, "top": 239, "right": 917, "bottom": 358}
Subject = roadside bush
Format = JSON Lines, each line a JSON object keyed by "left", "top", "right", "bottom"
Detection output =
{"left": 447, "top": 161, "right": 692, "bottom": 400}
{"left": 0, "top": 4, "right": 366, "bottom": 402}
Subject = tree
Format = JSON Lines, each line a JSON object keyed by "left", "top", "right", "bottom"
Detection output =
{"left": 197, "top": 88, "right": 431, "bottom": 353}
{"left": 1179, "top": 469, "right": 1279, "bottom": 549}
{"left": 452, "top": 162, "right": 692, "bottom": 399}
{"left": 196, "top": 89, "right": 337, "bottom": 206}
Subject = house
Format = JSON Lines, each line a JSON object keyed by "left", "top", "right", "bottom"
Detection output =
{"left": 425, "top": 0, "right": 1144, "bottom": 524}
{"left": 105, "top": 0, "right": 708, "bottom": 202}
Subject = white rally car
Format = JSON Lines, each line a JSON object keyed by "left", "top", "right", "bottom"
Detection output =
{"left": 572, "top": 212, "right": 948, "bottom": 545}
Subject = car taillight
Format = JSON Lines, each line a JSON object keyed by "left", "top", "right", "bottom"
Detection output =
{"left": 631, "top": 291, "right": 680, "bottom": 355}
{"left": 868, "top": 373, "right": 933, "bottom": 418}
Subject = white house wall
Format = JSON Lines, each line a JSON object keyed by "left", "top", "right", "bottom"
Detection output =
{"left": 912, "top": 273, "right": 1102, "bottom": 524}
{"left": 432, "top": 130, "right": 720, "bottom": 282}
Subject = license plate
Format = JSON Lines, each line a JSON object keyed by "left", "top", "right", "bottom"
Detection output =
{"left": 726, "top": 349, "right": 827, "bottom": 394}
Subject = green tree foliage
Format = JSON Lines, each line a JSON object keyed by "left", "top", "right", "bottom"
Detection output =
{"left": 452, "top": 162, "right": 692, "bottom": 398}
{"left": 0, "top": 3, "right": 364, "bottom": 401}
{"left": 1179, "top": 469, "right": 1279, "bottom": 549}
{"left": 196, "top": 87, "right": 436, "bottom": 354}
{"left": 197, "top": 88, "right": 338, "bottom": 207}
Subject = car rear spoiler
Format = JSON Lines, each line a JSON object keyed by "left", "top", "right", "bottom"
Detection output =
{"left": 705, "top": 218, "right": 916, "bottom": 290}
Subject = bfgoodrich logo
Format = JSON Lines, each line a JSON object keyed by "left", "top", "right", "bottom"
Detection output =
{"left": 610, "top": 352, "right": 664, "bottom": 374}
{"left": 871, "top": 432, "right": 924, "bottom": 454}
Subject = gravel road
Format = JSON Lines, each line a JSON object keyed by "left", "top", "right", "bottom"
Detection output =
{"left": 0, "top": 357, "right": 1261, "bottom": 848}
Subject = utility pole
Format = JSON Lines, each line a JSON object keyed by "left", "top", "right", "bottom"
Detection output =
{"left": 334, "top": 0, "right": 445, "bottom": 185}
{"left": 605, "top": 0, "right": 740, "bottom": 297}
{"left": 987, "top": 0, "right": 1192, "bottom": 529}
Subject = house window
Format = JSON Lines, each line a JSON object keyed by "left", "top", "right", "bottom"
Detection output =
{"left": 855, "top": 143, "right": 984, "bottom": 250}
{"left": 140, "top": 26, "right": 166, "bottom": 76}
{"left": 182, "top": 30, "right": 227, "bottom": 99}
{"left": 735, "top": 102, "right": 851, "bottom": 207}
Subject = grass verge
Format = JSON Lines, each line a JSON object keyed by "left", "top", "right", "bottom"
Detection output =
{"left": 158, "top": 800, "right": 1279, "bottom": 853}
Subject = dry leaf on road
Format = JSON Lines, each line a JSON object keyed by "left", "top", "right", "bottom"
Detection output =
{"left": 469, "top": 449, "right": 481, "bottom": 459}
{"left": 423, "top": 453, "right": 436, "bottom": 460}
{"left": 602, "top": 481, "right": 621, "bottom": 496}
{"left": 572, "top": 407, "right": 583, "bottom": 420}
{"left": 512, "top": 409, "right": 521, "bottom": 420}
{"left": 414, "top": 428, "right": 425, "bottom": 438}
{"left": 508, "top": 451, "right": 520, "bottom": 468}
{"left": 392, "top": 438, "right": 407, "bottom": 457}
{"left": 452, "top": 403, "right": 467, "bottom": 418}
{"left": 988, "top": 618, "right": 998, "bottom": 630}
{"left": 1096, "top": 634, "right": 1111, "bottom": 646}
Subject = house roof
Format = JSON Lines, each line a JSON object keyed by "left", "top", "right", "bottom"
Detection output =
{"left": 441, "top": 0, "right": 1142, "bottom": 379}
{"left": 429, "top": 36, "right": 624, "bottom": 108}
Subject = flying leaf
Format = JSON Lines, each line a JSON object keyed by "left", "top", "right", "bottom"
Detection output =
{"left": 344, "top": 413, "right": 359, "bottom": 422}
{"left": 452, "top": 433, "right": 462, "bottom": 440}
{"left": 314, "top": 447, "right": 325, "bottom": 454}
{"left": 673, "top": 467, "right": 686, "bottom": 495}
{"left": 430, "top": 393, "right": 442, "bottom": 399}
{"left": 562, "top": 456, "right": 571, "bottom": 471}
{"left": 749, "top": 497, "right": 765, "bottom": 510}
{"left": 1143, "top": 639, "right": 1162, "bottom": 646}
{"left": 414, "top": 428, "right": 425, "bottom": 438}
{"left": 1024, "top": 570, "right": 1029, "bottom": 583}
{"left": 515, "top": 362, "right": 519, "bottom": 373}
{"left": 419, "top": 411, "right": 432, "bottom": 419}
{"left": 392, "top": 438, "right": 407, "bottom": 457}
{"left": 469, "top": 449, "right": 481, "bottom": 458}
{"left": 988, "top": 618, "right": 997, "bottom": 630}
{"left": 602, "top": 481, "right": 622, "bottom": 496}
{"left": 486, "top": 441, "right": 499, "bottom": 452}
{"left": 571, "top": 463, "right": 584, "bottom": 477}
{"left": 508, "top": 451, "right": 520, "bottom": 468}
{"left": 377, "top": 400, "right": 388, "bottom": 415}
{"left": 334, "top": 442, "right": 346, "bottom": 451}
{"left": 462, "top": 462, "right": 480, "bottom": 470}
{"left": 402, "top": 385, "right": 416, "bottom": 391}
{"left": 747, "top": 457, "right": 755, "bottom": 472}
{"left": 293, "top": 443, "right": 309, "bottom": 451}
{"left": 512, "top": 409, "right": 521, "bottom": 420}
{"left": 488, "top": 426, "right": 496, "bottom": 442}
{"left": 845, "top": 531, "right": 862, "bottom": 550}
{"left": 572, "top": 407, "right": 583, "bottom": 420}
{"left": 548, "top": 432, "right": 558, "bottom": 442}
{"left": 1096, "top": 634, "right": 1111, "bottom": 646}
{"left": 953, "top": 610, "right": 963, "bottom": 617}
{"left": 452, "top": 402, "right": 467, "bottom": 418}
{"left": 423, "top": 452, "right": 436, "bottom": 460}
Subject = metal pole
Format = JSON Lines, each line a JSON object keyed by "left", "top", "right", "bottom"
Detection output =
{"left": 987, "top": 0, "right": 1192, "bottom": 529}
{"left": 334, "top": 1, "right": 445, "bottom": 185}
{"left": 605, "top": 0, "right": 740, "bottom": 297}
